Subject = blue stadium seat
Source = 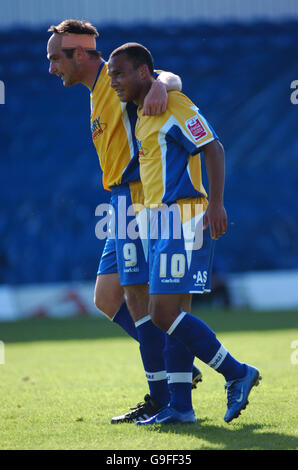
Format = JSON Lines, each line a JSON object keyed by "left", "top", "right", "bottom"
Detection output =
{"left": 0, "top": 21, "right": 297, "bottom": 283}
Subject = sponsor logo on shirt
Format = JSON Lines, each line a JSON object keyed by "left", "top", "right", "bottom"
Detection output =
{"left": 136, "top": 139, "right": 149, "bottom": 157}
{"left": 185, "top": 115, "right": 207, "bottom": 141}
{"left": 91, "top": 117, "right": 107, "bottom": 140}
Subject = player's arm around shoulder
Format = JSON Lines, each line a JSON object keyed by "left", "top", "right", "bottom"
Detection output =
{"left": 202, "top": 139, "right": 228, "bottom": 241}
{"left": 156, "top": 71, "right": 182, "bottom": 92}
{"left": 142, "top": 71, "right": 182, "bottom": 116}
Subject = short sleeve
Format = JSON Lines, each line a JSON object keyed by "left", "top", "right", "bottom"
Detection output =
{"left": 166, "top": 92, "right": 218, "bottom": 155}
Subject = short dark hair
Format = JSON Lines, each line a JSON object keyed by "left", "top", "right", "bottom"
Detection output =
{"left": 48, "top": 19, "right": 101, "bottom": 59}
{"left": 48, "top": 19, "right": 99, "bottom": 36}
{"left": 110, "top": 43, "right": 154, "bottom": 76}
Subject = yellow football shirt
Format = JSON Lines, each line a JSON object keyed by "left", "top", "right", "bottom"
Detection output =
{"left": 90, "top": 61, "right": 139, "bottom": 190}
{"left": 135, "top": 90, "right": 217, "bottom": 208}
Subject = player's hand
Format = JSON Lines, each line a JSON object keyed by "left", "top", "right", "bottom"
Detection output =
{"left": 143, "top": 81, "right": 167, "bottom": 116}
{"left": 203, "top": 202, "right": 227, "bottom": 240}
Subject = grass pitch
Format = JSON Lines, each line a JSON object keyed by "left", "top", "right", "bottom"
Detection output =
{"left": 0, "top": 308, "right": 297, "bottom": 450}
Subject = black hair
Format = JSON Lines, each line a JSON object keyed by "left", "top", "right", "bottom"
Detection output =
{"left": 109, "top": 42, "right": 154, "bottom": 76}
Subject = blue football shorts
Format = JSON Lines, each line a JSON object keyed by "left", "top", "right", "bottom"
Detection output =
{"left": 97, "top": 181, "right": 149, "bottom": 286}
{"left": 97, "top": 236, "right": 118, "bottom": 275}
{"left": 145, "top": 200, "right": 215, "bottom": 294}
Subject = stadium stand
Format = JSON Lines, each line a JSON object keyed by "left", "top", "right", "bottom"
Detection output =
{"left": 0, "top": 21, "right": 297, "bottom": 284}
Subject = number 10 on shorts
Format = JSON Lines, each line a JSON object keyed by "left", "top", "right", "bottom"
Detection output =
{"left": 160, "top": 253, "right": 185, "bottom": 278}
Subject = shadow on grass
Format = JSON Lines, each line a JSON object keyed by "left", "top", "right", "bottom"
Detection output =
{"left": 146, "top": 420, "right": 298, "bottom": 450}
{"left": 0, "top": 309, "right": 297, "bottom": 343}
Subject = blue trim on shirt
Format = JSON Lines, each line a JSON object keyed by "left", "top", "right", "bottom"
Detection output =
{"left": 91, "top": 61, "right": 105, "bottom": 93}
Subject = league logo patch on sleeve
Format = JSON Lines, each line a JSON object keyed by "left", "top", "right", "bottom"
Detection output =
{"left": 185, "top": 115, "right": 208, "bottom": 141}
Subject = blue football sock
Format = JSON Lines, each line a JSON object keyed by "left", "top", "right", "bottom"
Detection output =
{"left": 164, "top": 334, "right": 194, "bottom": 412}
{"left": 168, "top": 312, "right": 246, "bottom": 382}
{"left": 136, "top": 315, "right": 170, "bottom": 407}
{"left": 112, "top": 303, "right": 138, "bottom": 341}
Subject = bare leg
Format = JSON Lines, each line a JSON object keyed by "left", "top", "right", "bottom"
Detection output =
{"left": 94, "top": 273, "right": 124, "bottom": 319}
{"left": 122, "top": 284, "right": 149, "bottom": 322}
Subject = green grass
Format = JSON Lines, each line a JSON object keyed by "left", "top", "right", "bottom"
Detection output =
{"left": 0, "top": 308, "right": 297, "bottom": 450}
